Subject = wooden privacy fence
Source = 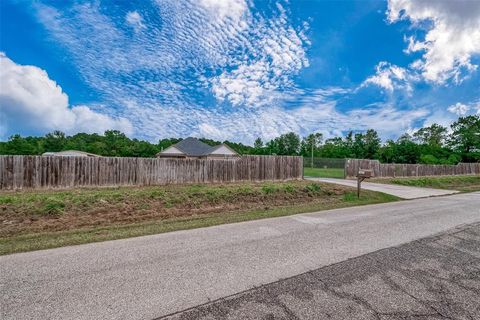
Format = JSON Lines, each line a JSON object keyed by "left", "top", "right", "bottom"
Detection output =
{"left": 0, "top": 155, "right": 303, "bottom": 190}
{"left": 345, "top": 159, "right": 480, "bottom": 179}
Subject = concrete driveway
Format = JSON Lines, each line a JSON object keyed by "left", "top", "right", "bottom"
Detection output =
{"left": 307, "top": 177, "right": 459, "bottom": 199}
{"left": 1, "top": 192, "right": 479, "bottom": 320}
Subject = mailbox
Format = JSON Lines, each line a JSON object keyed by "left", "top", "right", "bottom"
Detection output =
{"left": 356, "top": 169, "right": 373, "bottom": 198}
{"left": 357, "top": 169, "right": 373, "bottom": 178}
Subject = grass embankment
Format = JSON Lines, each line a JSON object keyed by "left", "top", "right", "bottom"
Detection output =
{"left": 0, "top": 181, "right": 398, "bottom": 255}
{"left": 370, "top": 175, "right": 480, "bottom": 192}
{"left": 303, "top": 167, "right": 345, "bottom": 178}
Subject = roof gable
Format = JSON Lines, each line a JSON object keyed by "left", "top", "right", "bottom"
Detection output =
{"left": 209, "top": 144, "right": 238, "bottom": 155}
{"left": 161, "top": 146, "right": 185, "bottom": 155}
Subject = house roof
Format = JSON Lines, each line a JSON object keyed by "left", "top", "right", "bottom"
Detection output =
{"left": 173, "top": 137, "right": 214, "bottom": 156}
{"left": 157, "top": 137, "right": 238, "bottom": 157}
{"left": 42, "top": 150, "right": 100, "bottom": 157}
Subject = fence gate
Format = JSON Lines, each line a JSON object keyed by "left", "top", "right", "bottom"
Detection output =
{"left": 303, "top": 157, "right": 346, "bottom": 178}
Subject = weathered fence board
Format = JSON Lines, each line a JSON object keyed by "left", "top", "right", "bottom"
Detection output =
{"left": 345, "top": 159, "right": 480, "bottom": 178}
{"left": 0, "top": 155, "right": 303, "bottom": 190}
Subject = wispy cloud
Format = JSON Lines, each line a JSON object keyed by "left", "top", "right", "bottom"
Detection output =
{"left": 211, "top": 3, "right": 309, "bottom": 106}
{"left": 25, "top": 0, "right": 446, "bottom": 143}
{"left": 33, "top": 0, "right": 314, "bottom": 141}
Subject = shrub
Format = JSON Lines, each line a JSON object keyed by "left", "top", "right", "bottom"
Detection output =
{"left": 237, "top": 185, "right": 254, "bottom": 195}
{"left": 304, "top": 183, "right": 321, "bottom": 193}
{"left": 146, "top": 189, "right": 165, "bottom": 199}
{"left": 261, "top": 184, "right": 278, "bottom": 194}
{"left": 0, "top": 196, "right": 14, "bottom": 204}
{"left": 283, "top": 184, "right": 296, "bottom": 193}
{"left": 39, "top": 197, "right": 65, "bottom": 215}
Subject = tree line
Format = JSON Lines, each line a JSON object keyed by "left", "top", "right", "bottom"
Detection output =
{"left": 1, "top": 115, "right": 478, "bottom": 164}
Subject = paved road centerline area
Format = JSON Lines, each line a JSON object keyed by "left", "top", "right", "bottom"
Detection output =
{"left": 307, "top": 177, "right": 459, "bottom": 199}
{"left": 1, "top": 192, "right": 479, "bottom": 320}
{"left": 165, "top": 222, "right": 480, "bottom": 319}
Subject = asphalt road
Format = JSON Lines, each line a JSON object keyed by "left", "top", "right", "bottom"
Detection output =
{"left": 1, "top": 192, "right": 480, "bottom": 320}
{"left": 166, "top": 222, "right": 480, "bottom": 320}
{"left": 307, "top": 178, "right": 459, "bottom": 199}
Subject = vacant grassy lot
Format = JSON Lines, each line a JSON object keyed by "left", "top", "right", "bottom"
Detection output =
{"left": 370, "top": 175, "right": 480, "bottom": 192}
{"left": 0, "top": 181, "right": 398, "bottom": 255}
{"left": 303, "top": 167, "right": 345, "bottom": 178}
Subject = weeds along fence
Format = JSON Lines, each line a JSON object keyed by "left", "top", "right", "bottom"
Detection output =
{"left": 345, "top": 159, "right": 480, "bottom": 179}
{"left": 0, "top": 155, "right": 303, "bottom": 190}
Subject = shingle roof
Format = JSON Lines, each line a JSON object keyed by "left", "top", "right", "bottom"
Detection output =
{"left": 172, "top": 137, "right": 216, "bottom": 156}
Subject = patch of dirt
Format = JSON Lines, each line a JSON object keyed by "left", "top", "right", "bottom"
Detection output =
{"left": 0, "top": 182, "right": 353, "bottom": 237}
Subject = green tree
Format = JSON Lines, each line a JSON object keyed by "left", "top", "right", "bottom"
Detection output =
{"left": 413, "top": 124, "right": 448, "bottom": 147}
{"left": 320, "top": 137, "right": 350, "bottom": 158}
{"left": 419, "top": 154, "right": 439, "bottom": 164}
{"left": 352, "top": 133, "right": 366, "bottom": 158}
{"left": 364, "top": 129, "right": 381, "bottom": 159}
{"left": 377, "top": 139, "right": 396, "bottom": 163}
{"left": 44, "top": 130, "right": 66, "bottom": 152}
{"left": 3, "top": 135, "right": 38, "bottom": 155}
{"left": 253, "top": 137, "right": 264, "bottom": 154}
{"left": 281, "top": 132, "right": 301, "bottom": 155}
{"left": 104, "top": 130, "right": 130, "bottom": 156}
{"left": 393, "top": 134, "right": 421, "bottom": 164}
{"left": 266, "top": 132, "right": 300, "bottom": 155}
{"left": 449, "top": 115, "right": 480, "bottom": 162}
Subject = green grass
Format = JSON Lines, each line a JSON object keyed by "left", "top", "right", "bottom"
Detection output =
{"left": 303, "top": 167, "right": 345, "bottom": 178}
{"left": 370, "top": 175, "right": 480, "bottom": 192}
{"left": 0, "top": 181, "right": 400, "bottom": 255}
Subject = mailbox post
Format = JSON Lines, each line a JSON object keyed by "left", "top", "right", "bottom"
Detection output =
{"left": 356, "top": 169, "right": 373, "bottom": 198}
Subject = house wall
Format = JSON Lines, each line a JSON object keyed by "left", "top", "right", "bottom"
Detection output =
{"left": 209, "top": 145, "right": 237, "bottom": 155}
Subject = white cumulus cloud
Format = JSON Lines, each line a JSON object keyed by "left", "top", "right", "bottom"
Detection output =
{"left": 447, "top": 102, "right": 470, "bottom": 116}
{"left": 362, "top": 61, "right": 414, "bottom": 92}
{"left": 387, "top": 0, "right": 480, "bottom": 84}
{"left": 0, "top": 53, "right": 132, "bottom": 137}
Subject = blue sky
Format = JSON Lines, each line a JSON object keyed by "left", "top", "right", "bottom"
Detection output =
{"left": 1, "top": 0, "right": 479, "bottom": 144}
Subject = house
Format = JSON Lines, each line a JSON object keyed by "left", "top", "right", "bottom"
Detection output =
{"left": 156, "top": 137, "right": 238, "bottom": 159}
{"left": 42, "top": 150, "right": 101, "bottom": 157}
